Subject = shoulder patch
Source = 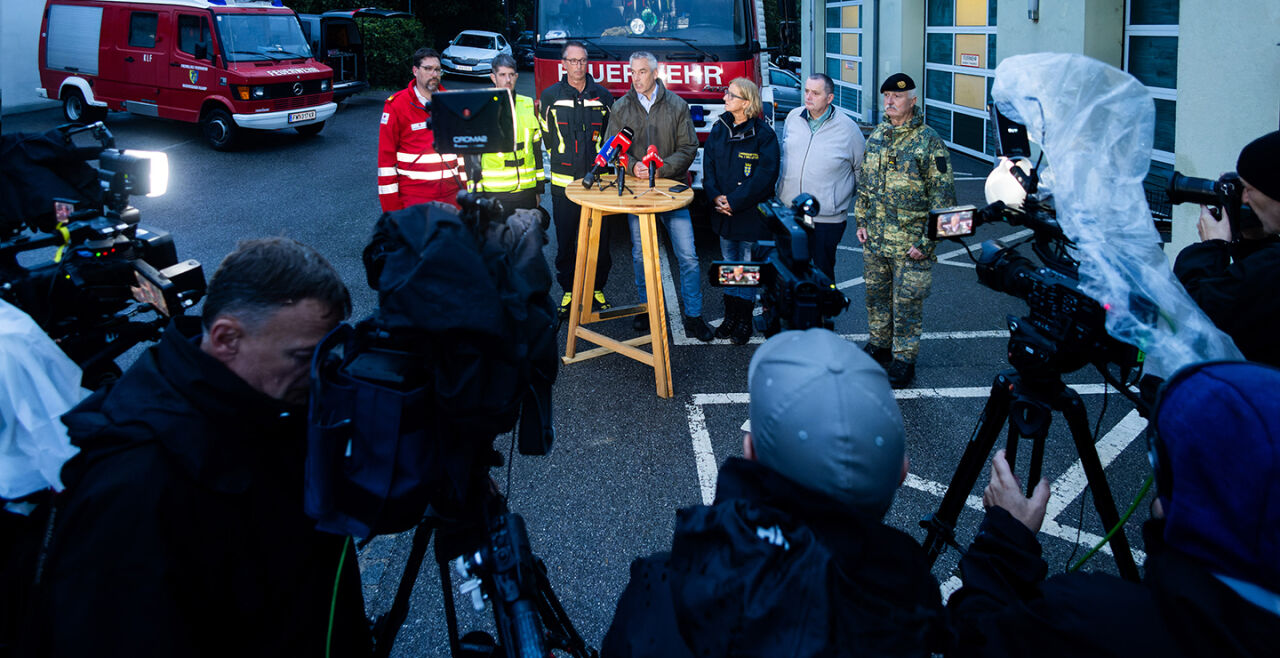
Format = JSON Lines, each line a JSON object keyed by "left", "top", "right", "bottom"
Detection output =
{"left": 381, "top": 112, "right": 390, "bottom": 125}
{"left": 936, "top": 156, "right": 947, "bottom": 174}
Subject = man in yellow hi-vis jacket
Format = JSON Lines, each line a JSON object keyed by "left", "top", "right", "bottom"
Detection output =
{"left": 475, "top": 54, "right": 545, "bottom": 215}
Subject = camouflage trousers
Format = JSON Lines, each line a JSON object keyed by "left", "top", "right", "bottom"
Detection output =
{"left": 863, "top": 251, "right": 934, "bottom": 362}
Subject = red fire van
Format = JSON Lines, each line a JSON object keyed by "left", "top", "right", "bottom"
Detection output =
{"left": 38, "top": 0, "right": 336, "bottom": 150}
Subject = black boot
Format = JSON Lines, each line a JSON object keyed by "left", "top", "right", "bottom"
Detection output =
{"left": 730, "top": 298, "right": 754, "bottom": 346}
{"left": 887, "top": 359, "right": 916, "bottom": 389}
{"left": 715, "top": 296, "right": 740, "bottom": 340}
{"left": 684, "top": 315, "right": 714, "bottom": 342}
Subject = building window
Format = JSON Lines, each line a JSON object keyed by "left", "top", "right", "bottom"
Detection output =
{"left": 1126, "top": 0, "right": 1179, "bottom": 238}
{"left": 923, "top": 0, "right": 997, "bottom": 160}
{"left": 823, "top": 1, "right": 868, "bottom": 121}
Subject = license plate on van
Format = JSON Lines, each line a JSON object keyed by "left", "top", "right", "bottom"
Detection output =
{"left": 289, "top": 110, "right": 316, "bottom": 124}
{"left": 457, "top": 65, "right": 473, "bottom": 71}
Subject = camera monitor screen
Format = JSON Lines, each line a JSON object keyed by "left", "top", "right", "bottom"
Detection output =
{"left": 713, "top": 263, "right": 762, "bottom": 286}
{"left": 928, "top": 205, "right": 977, "bottom": 240}
{"left": 990, "top": 104, "right": 1031, "bottom": 159}
{"left": 430, "top": 88, "right": 516, "bottom": 154}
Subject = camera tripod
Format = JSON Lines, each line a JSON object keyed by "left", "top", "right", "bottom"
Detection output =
{"left": 372, "top": 465, "right": 595, "bottom": 658}
{"left": 919, "top": 368, "right": 1141, "bottom": 581}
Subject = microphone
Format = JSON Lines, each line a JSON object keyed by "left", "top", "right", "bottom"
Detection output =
{"left": 618, "top": 153, "right": 629, "bottom": 170}
{"left": 583, "top": 127, "right": 634, "bottom": 188}
{"left": 641, "top": 145, "right": 664, "bottom": 188}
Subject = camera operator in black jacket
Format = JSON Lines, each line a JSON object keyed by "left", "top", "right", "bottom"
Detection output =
{"left": 603, "top": 329, "right": 945, "bottom": 657}
{"left": 30, "top": 238, "right": 370, "bottom": 657}
{"left": 947, "top": 360, "right": 1280, "bottom": 658}
{"left": 1174, "top": 131, "right": 1280, "bottom": 366}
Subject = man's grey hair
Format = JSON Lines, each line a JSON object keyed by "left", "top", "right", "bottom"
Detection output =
{"left": 808, "top": 73, "right": 834, "bottom": 97}
{"left": 491, "top": 53, "right": 517, "bottom": 73}
{"left": 629, "top": 51, "right": 659, "bottom": 70}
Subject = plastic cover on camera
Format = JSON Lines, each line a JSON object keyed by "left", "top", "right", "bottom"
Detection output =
{"left": 991, "top": 53, "right": 1242, "bottom": 377}
{"left": 1, "top": 300, "right": 86, "bottom": 501}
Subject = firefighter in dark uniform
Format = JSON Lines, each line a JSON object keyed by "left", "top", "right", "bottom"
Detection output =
{"left": 540, "top": 41, "right": 615, "bottom": 318}
{"left": 855, "top": 73, "right": 955, "bottom": 389}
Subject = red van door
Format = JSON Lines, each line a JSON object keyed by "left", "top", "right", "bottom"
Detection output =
{"left": 162, "top": 11, "right": 216, "bottom": 123}
{"left": 113, "top": 8, "right": 169, "bottom": 114}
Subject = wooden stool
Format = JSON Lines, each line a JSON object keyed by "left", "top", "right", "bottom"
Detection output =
{"left": 563, "top": 177, "right": 693, "bottom": 398}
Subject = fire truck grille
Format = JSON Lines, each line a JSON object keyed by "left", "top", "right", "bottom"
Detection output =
{"left": 271, "top": 94, "right": 324, "bottom": 111}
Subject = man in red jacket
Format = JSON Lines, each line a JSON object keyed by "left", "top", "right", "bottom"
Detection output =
{"left": 377, "top": 47, "right": 464, "bottom": 211}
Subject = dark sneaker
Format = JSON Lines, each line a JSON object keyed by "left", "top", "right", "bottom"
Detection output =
{"left": 684, "top": 315, "right": 714, "bottom": 343}
{"left": 863, "top": 343, "right": 892, "bottom": 368}
{"left": 593, "top": 290, "right": 612, "bottom": 311}
{"left": 558, "top": 292, "right": 572, "bottom": 320}
{"left": 632, "top": 312, "right": 650, "bottom": 332}
{"left": 887, "top": 359, "right": 915, "bottom": 389}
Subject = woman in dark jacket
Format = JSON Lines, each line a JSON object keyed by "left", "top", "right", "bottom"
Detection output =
{"left": 703, "top": 78, "right": 780, "bottom": 344}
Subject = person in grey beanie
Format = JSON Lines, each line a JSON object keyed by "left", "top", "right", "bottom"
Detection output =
{"left": 602, "top": 328, "right": 945, "bottom": 657}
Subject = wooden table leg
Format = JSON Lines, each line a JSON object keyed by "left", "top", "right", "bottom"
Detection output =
{"left": 564, "top": 206, "right": 599, "bottom": 360}
{"left": 637, "top": 212, "right": 672, "bottom": 398}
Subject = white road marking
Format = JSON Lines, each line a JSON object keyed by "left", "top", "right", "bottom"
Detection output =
{"left": 1044, "top": 409, "right": 1148, "bottom": 520}
{"left": 685, "top": 402, "right": 720, "bottom": 505}
{"left": 940, "top": 576, "right": 965, "bottom": 603}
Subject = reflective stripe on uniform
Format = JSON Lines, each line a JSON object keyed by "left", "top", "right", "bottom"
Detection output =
{"left": 396, "top": 152, "right": 460, "bottom": 164}
{"left": 397, "top": 168, "right": 461, "bottom": 181}
{"left": 377, "top": 167, "right": 397, "bottom": 176}
{"left": 378, "top": 183, "right": 399, "bottom": 194}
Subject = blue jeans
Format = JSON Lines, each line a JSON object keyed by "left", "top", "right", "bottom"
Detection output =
{"left": 628, "top": 209, "right": 702, "bottom": 318}
{"left": 811, "top": 220, "right": 847, "bottom": 281}
{"left": 718, "top": 237, "right": 758, "bottom": 301}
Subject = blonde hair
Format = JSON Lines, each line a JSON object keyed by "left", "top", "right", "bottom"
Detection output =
{"left": 729, "top": 77, "right": 763, "bottom": 119}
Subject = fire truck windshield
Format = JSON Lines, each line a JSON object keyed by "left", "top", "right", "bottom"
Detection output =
{"left": 215, "top": 13, "right": 314, "bottom": 62}
{"left": 537, "top": 0, "right": 748, "bottom": 48}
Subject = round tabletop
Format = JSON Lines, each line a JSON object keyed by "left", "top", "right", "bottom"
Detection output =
{"left": 565, "top": 177, "right": 694, "bottom": 214}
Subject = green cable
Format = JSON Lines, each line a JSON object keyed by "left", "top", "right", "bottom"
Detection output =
{"left": 1068, "top": 475, "right": 1152, "bottom": 572}
{"left": 327, "top": 536, "right": 352, "bottom": 658}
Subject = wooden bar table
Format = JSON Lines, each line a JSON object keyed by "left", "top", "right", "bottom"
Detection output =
{"left": 563, "top": 177, "right": 692, "bottom": 398}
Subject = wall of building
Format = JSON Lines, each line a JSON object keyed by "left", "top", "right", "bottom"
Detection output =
{"left": 994, "top": 0, "right": 1123, "bottom": 67}
{"left": 875, "top": 0, "right": 925, "bottom": 119}
{"left": 1167, "top": 0, "right": 1280, "bottom": 254}
{"left": 1, "top": 1, "right": 56, "bottom": 116}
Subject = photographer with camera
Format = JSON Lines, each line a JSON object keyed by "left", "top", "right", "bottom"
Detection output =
{"left": 947, "top": 360, "right": 1280, "bottom": 657}
{"left": 855, "top": 73, "right": 956, "bottom": 389}
{"left": 602, "top": 329, "right": 945, "bottom": 657}
{"left": 31, "top": 238, "right": 371, "bottom": 656}
{"left": 1173, "top": 131, "right": 1280, "bottom": 367}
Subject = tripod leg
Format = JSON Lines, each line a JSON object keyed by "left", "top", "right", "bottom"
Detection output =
{"left": 373, "top": 521, "right": 435, "bottom": 658}
{"left": 921, "top": 373, "right": 1015, "bottom": 564}
{"left": 530, "top": 556, "right": 596, "bottom": 657}
{"left": 1057, "top": 391, "right": 1141, "bottom": 581}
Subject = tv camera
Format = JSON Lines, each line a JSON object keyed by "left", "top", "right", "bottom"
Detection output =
{"left": 308, "top": 88, "right": 593, "bottom": 658}
{"left": 707, "top": 193, "right": 850, "bottom": 335}
{"left": 0, "top": 121, "right": 205, "bottom": 387}
{"left": 917, "top": 105, "right": 1153, "bottom": 581}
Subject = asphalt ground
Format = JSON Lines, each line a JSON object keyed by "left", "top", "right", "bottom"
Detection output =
{"left": 5, "top": 77, "right": 1156, "bottom": 656}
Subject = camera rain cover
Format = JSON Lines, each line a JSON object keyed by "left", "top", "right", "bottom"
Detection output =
{"left": 991, "top": 53, "right": 1241, "bottom": 377}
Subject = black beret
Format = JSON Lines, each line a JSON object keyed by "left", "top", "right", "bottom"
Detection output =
{"left": 879, "top": 73, "right": 915, "bottom": 93}
{"left": 1237, "top": 131, "right": 1280, "bottom": 201}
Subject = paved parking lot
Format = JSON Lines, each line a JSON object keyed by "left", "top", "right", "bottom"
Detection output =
{"left": 4, "top": 80, "right": 1155, "bottom": 655}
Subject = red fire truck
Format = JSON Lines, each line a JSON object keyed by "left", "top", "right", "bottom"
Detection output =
{"left": 37, "top": 0, "right": 335, "bottom": 150}
{"left": 532, "top": 0, "right": 771, "bottom": 188}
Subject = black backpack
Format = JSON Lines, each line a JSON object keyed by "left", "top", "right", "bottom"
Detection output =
{"left": 305, "top": 201, "right": 558, "bottom": 538}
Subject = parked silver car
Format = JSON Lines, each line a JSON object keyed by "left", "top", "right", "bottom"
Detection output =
{"left": 768, "top": 65, "right": 802, "bottom": 119}
{"left": 441, "top": 30, "right": 513, "bottom": 78}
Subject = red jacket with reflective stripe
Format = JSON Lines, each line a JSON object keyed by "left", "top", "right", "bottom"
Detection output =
{"left": 377, "top": 82, "right": 464, "bottom": 211}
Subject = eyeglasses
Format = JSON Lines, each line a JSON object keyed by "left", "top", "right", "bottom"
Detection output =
{"left": 563, "top": 58, "right": 588, "bottom": 66}
{"left": 724, "top": 90, "right": 746, "bottom": 101}
{"left": 415, "top": 65, "right": 441, "bottom": 73}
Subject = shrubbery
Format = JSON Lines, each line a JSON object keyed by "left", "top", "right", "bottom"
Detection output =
{"left": 357, "top": 17, "right": 429, "bottom": 90}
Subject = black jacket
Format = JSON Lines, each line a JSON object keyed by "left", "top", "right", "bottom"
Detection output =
{"left": 31, "top": 318, "right": 370, "bottom": 657}
{"left": 540, "top": 74, "right": 614, "bottom": 190}
{"left": 1173, "top": 238, "right": 1280, "bottom": 366}
{"left": 703, "top": 114, "right": 780, "bottom": 242}
{"left": 602, "top": 458, "right": 944, "bottom": 657}
{"left": 947, "top": 508, "right": 1279, "bottom": 657}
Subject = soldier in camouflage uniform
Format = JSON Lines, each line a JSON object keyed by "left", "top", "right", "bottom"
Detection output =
{"left": 854, "top": 73, "right": 955, "bottom": 388}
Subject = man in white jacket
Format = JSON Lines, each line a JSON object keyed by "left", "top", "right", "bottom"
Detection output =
{"left": 776, "top": 73, "right": 866, "bottom": 280}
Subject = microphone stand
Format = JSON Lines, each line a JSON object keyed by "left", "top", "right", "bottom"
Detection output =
{"left": 636, "top": 159, "right": 673, "bottom": 199}
{"left": 598, "top": 157, "right": 633, "bottom": 196}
